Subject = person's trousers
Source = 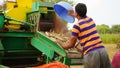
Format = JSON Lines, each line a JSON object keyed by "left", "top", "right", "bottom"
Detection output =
{"left": 83, "top": 48, "right": 111, "bottom": 68}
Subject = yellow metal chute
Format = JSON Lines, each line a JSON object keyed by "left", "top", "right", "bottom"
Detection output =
{"left": 5, "top": 7, "right": 30, "bottom": 29}
{"left": 5, "top": 0, "right": 41, "bottom": 30}
{"left": 6, "top": 0, "right": 43, "bottom": 10}
{"left": 6, "top": 7, "right": 30, "bottom": 21}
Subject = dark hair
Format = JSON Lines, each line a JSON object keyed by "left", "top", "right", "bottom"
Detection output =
{"left": 75, "top": 3, "right": 87, "bottom": 17}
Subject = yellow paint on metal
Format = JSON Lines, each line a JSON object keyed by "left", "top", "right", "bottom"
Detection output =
{"left": 6, "top": 0, "right": 43, "bottom": 10}
{"left": 6, "top": 7, "right": 30, "bottom": 21}
{"left": 17, "top": 0, "right": 35, "bottom": 8}
{"left": 6, "top": 0, "right": 33, "bottom": 10}
{"left": 6, "top": 2, "right": 16, "bottom": 10}
{"left": 4, "top": 25, "right": 20, "bottom": 30}
{"left": 5, "top": 0, "right": 43, "bottom": 30}
{"left": 6, "top": 6, "right": 30, "bottom": 29}
{"left": 6, "top": 7, "right": 30, "bottom": 30}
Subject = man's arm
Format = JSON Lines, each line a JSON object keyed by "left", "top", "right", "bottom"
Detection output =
{"left": 61, "top": 36, "right": 77, "bottom": 49}
{"left": 68, "top": 10, "right": 77, "bottom": 17}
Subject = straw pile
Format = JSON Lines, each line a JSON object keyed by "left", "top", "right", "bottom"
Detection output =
{"left": 42, "top": 31, "right": 82, "bottom": 51}
{"left": 43, "top": 31, "right": 69, "bottom": 46}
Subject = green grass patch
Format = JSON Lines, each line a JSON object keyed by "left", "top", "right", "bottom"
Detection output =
{"left": 100, "top": 34, "right": 119, "bottom": 44}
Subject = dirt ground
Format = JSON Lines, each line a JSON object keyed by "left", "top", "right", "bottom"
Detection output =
{"left": 70, "top": 44, "right": 119, "bottom": 68}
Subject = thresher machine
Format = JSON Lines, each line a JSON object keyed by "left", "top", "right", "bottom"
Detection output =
{"left": 0, "top": 0, "right": 82, "bottom": 67}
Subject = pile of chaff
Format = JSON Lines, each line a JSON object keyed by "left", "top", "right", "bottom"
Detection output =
{"left": 44, "top": 31, "right": 69, "bottom": 45}
{"left": 41, "top": 31, "right": 83, "bottom": 58}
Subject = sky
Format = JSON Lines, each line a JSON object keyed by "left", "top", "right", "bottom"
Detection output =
{"left": 0, "top": 0, "right": 120, "bottom": 28}
{"left": 70, "top": 0, "right": 120, "bottom": 28}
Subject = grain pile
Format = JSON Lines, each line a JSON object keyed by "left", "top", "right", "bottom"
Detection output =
{"left": 41, "top": 31, "right": 83, "bottom": 58}
{"left": 42, "top": 31, "right": 70, "bottom": 46}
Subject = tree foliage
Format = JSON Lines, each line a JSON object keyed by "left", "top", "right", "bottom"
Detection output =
{"left": 96, "top": 24, "right": 111, "bottom": 34}
{"left": 111, "top": 25, "right": 120, "bottom": 34}
{"left": 96, "top": 24, "right": 120, "bottom": 34}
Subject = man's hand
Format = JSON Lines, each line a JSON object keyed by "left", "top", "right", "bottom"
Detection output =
{"left": 68, "top": 10, "right": 77, "bottom": 17}
{"left": 56, "top": 41, "right": 68, "bottom": 49}
{"left": 57, "top": 36, "right": 77, "bottom": 50}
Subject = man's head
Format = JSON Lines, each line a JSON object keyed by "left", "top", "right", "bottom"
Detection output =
{"left": 75, "top": 3, "right": 87, "bottom": 17}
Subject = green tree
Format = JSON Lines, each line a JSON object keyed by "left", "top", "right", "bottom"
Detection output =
{"left": 111, "top": 24, "right": 120, "bottom": 34}
{"left": 96, "top": 24, "right": 111, "bottom": 34}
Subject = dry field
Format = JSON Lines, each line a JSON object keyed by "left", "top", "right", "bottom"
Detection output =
{"left": 70, "top": 44, "right": 119, "bottom": 68}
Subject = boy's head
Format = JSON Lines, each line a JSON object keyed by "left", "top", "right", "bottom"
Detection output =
{"left": 75, "top": 3, "right": 87, "bottom": 17}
